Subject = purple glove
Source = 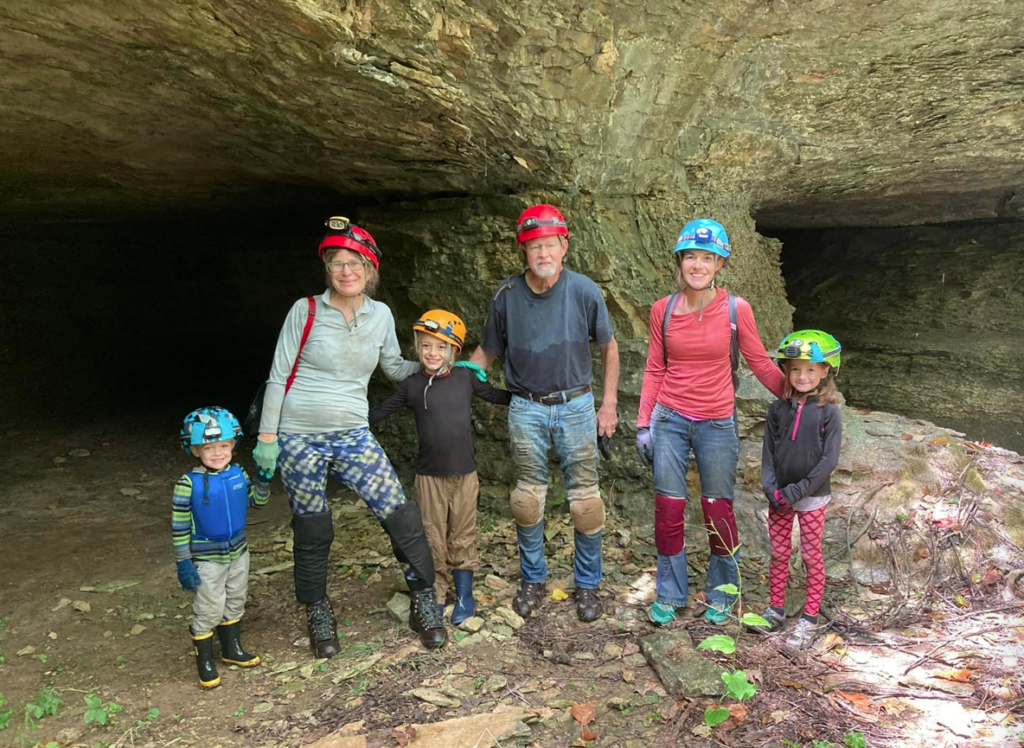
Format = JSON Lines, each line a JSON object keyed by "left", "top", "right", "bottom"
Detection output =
{"left": 635, "top": 427, "right": 653, "bottom": 467}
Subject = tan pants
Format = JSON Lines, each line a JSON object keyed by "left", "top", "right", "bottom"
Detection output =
{"left": 414, "top": 472, "right": 480, "bottom": 600}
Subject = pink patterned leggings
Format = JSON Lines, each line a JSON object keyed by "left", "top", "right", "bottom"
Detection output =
{"left": 768, "top": 505, "right": 827, "bottom": 616}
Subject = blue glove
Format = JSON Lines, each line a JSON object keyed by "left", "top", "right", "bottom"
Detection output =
{"left": 635, "top": 427, "right": 653, "bottom": 467}
{"left": 176, "top": 559, "right": 202, "bottom": 592}
{"left": 453, "top": 361, "right": 487, "bottom": 383}
{"left": 253, "top": 436, "right": 280, "bottom": 472}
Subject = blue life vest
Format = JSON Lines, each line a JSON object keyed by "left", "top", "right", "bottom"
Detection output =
{"left": 189, "top": 464, "right": 249, "bottom": 542}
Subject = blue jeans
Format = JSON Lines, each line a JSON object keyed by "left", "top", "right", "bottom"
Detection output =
{"left": 508, "top": 392, "right": 602, "bottom": 589}
{"left": 650, "top": 404, "right": 740, "bottom": 608}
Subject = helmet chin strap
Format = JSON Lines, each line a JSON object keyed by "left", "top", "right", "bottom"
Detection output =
{"left": 696, "top": 278, "right": 715, "bottom": 321}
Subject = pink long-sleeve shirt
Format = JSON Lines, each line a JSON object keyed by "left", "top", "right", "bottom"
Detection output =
{"left": 637, "top": 288, "right": 786, "bottom": 427}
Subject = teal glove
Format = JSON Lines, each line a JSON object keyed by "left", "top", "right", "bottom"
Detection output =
{"left": 253, "top": 437, "right": 280, "bottom": 472}
{"left": 453, "top": 361, "right": 487, "bottom": 383}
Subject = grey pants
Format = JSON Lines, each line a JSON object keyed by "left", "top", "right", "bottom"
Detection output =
{"left": 192, "top": 551, "right": 250, "bottom": 637}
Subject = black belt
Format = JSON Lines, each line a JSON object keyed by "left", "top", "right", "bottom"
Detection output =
{"left": 524, "top": 385, "right": 591, "bottom": 406}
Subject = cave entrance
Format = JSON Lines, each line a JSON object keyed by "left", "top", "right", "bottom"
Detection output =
{"left": 763, "top": 220, "right": 1024, "bottom": 453}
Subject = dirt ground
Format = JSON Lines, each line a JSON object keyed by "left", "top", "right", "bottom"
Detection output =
{"left": 1, "top": 417, "right": 1022, "bottom": 748}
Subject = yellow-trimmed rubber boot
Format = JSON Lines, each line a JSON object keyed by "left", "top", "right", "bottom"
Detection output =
{"left": 191, "top": 630, "right": 221, "bottom": 688}
{"left": 217, "top": 619, "right": 260, "bottom": 667}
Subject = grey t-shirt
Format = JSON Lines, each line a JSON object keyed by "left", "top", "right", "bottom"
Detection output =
{"left": 259, "top": 291, "right": 420, "bottom": 434}
{"left": 480, "top": 269, "right": 613, "bottom": 396}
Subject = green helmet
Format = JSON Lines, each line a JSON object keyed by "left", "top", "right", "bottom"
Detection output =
{"left": 775, "top": 330, "right": 842, "bottom": 374}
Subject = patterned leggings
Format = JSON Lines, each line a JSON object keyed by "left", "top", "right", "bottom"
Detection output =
{"left": 768, "top": 505, "right": 827, "bottom": 616}
{"left": 278, "top": 428, "right": 407, "bottom": 519}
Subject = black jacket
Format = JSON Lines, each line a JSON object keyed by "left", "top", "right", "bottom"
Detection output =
{"left": 761, "top": 395, "right": 842, "bottom": 505}
{"left": 369, "top": 368, "right": 510, "bottom": 476}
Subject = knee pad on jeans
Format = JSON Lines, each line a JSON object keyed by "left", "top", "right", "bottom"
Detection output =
{"left": 510, "top": 482, "right": 547, "bottom": 526}
{"left": 292, "top": 512, "right": 334, "bottom": 604}
{"left": 655, "top": 494, "right": 686, "bottom": 556}
{"left": 568, "top": 487, "right": 604, "bottom": 535}
{"left": 701, "top": 496, "right": 738, "bottom": 556}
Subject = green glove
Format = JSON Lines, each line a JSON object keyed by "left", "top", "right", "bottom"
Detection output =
{"left": 253, "top": 436, "right": 280, "bottom": 472}
{"left": 453, "top": 361, "right": 487, "bottom": 383}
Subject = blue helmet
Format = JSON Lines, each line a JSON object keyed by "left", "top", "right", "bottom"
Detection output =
{"left": 673, "top": 218, "right": 731, "bottom": 258}
{"left": 180, "top": 406, "right": 243, "bottom": 454}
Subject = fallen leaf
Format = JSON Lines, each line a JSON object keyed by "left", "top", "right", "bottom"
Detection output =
{"left": 726, "top": 703, "right": 747, "bottom": 723}
{"left": 621, "top": 668, "right": 634, "bottom": 683}
{"left": 551, "top": 589, "right": 569, "bottom": 601}
{"left": 17, "top": 645, "right": 36, "bottom": 656}
{"left": 390, "top": 725, "right": 417, "bottom": 746}
{"left": 779, "top": 679, "right": 802, "bottom": 689}
{"left": 571, "top": 702, "right": 596, "bottom": 726}
{"left": 983, "top": 569, "right": 1001, "bottom": 585}
{"left": 901, "top": 432, "right": 913, "bottom": 441}
{"left": 917, "top": 547, "right": 930, "bottom": 559}
{"left": 935, "top": 669, "right": 975, "bottom": 683}
{"left": 765, "top": 709, "right": 791, "bottom": 724}
{"left": 954, "top": 594, "right": 969, "bottom": 608}
{"left": 512, "top": 155, "right": 530, "bottom": 169}
{"left": 857, "top": 408, "right": 872, "bottom": 414}
{"left": 930, "top": 435, "right": 950, "bottom": 446}
{"left": 822, "top": 633, "right": 843, "bottom": 649}
{"left": 581, "top": 728, "right": 598, "bottom": 741}
{"left": 72, "top": 600, "right": 91, "bottom": 613}
{"left": 838, "top": 690, "right": 874, "bottom": 712}
{"left": 879, "top": 698, "right": 907, "bottom": 716}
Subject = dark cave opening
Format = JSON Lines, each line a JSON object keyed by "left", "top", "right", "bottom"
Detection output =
{"left": 0, "top": 185, "right": 385, "bottom": 429}
{"left": 765, "top": 220, "right": 1024, "bottom": 453}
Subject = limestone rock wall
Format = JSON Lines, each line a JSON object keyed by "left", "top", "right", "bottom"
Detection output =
{"left": 782, "top": 221, "right": 1024, "bottom": 453}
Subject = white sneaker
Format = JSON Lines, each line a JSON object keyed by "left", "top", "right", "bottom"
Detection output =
{"left": 785, "top": 617, "right": 820, "bottom": 650}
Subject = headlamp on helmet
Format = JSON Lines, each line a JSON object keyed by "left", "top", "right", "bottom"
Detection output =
{"left": 318, "top": 215, "right": 382, "bottom": 268}
{"left": 774, "top": 330, "right": 842, "bottom": 374}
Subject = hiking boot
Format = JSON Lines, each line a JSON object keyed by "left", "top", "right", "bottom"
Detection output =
{"left": 450, "top": 570, "right": 476, "bottom": 626}
{"left": 217, "top": 619, "right": 260, "bottom": 667}
{"left": 647, "top": 602, "right": 677, "bottom": 627}
{"left": 409, "top": 588, "right": 447, "bottom": 649}
{"left": 306, "top": 598, "right": 340, "bottom": 659}
{"left": 191, "top": 630, "right": 221, "bottom": 689}
{"left": 786, "top": 617, "right": 821, "bottom": 650}
{"left": 576, "top": 588, "right": 603, "bottom": 622}
{"left": 512, "top": 581, "right": 546, "bottom": 617}
{"left": 746, "top": 607, "right": 786, "bottom": 635}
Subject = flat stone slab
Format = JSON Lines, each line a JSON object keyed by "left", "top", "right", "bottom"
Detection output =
{"left": 641, "top": 630, "right": 725, "bottom": 698}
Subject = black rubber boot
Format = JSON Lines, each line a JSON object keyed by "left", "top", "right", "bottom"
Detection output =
{"left": 381, "top": 502, "right": 437, "bottom": 588}
{"left": 512, "top": 581, "right": 546, "bottom": 617}
{"left": 576, "top": 587, "right": 603, "bottom": 622}
{"left": 306, "top": 597, "right": 340, "bottom": 659}
{"left": 217, "top": 619, "right": 260, "bottom": 667}
{"left": 191, "top": 630, "right": 221, "bottom": 688}
{"left": 409, "top": 587, "right": 448, "bottom": 650}
{"left": 450, "top": 569, "right": 476, "bottom": 625}
{"left": 292, "top": 512, "right": 335, "bottom": 605}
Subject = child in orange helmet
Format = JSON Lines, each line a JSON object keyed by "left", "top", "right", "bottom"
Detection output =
{"left": 370, "top": 310, "right": 510, "bottom": 624}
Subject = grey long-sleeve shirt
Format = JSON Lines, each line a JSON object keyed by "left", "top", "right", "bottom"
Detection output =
{"left": 259, "top": 291, "right": 420, "bottom": 434}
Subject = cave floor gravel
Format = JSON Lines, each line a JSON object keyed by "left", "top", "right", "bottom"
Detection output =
{"left": 0, "top": 417, "right": 1021, "bottom": 748}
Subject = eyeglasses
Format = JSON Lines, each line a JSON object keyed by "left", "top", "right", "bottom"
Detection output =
{"left": 326, "top": 260, "right": 366, "bottom": 273}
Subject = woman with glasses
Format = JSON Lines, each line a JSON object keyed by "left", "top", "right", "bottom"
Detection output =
{"left": 253, "top": 217, "right": 447, "bottom": 656}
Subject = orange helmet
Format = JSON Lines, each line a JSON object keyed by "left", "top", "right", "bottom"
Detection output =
{"left": 516, "top": 204, "right": 568, "bottom": 244}
{"left": 412, "top": 309, "right": 466, "bottom": 351}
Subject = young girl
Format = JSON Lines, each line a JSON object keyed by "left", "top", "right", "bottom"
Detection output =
{"left": 755, "top": 330, "right": 843, "bottom": 650}
{"left": 370, "top": 310, "right": 510, "bottom": 624}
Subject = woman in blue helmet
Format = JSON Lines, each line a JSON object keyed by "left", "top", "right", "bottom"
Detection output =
{"left": 635, "top": 219, "right": 787, "bottom": 626}
{"left": 252, "top": 217, "right": 447, "bottom": 656}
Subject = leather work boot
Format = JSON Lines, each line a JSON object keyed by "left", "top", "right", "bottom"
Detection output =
{"left": 576, "top": 588, "right": 603, "bottom": 622}
{"left": 512, "top": 581, "right": 546, "bottom": 617}
{"left": 306, "top": 598, "right": 340, "bottom": 659}
{"left": 409, "top": 588, "right": 447, "bottom": 649}
{"left": 217, "top": 619, "right": 260, "bottom": 667}
{"left": 191, "top": 630, "right": 221, "bottom": 689}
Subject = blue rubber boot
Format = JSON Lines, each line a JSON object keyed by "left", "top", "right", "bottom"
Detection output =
{"left": 451, "top": 570, "right": 476, "bottom": 625}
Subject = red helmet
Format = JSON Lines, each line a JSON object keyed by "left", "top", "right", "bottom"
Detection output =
{"left": 516, "top": 204, "right": 569, "bottom": 244}
{"left": 318, "top": 216, "right": 381, "bottom": 269}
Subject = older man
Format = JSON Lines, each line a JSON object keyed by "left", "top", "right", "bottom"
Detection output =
{"left": 467, "top": 204, "right": 619, "bottom": 622}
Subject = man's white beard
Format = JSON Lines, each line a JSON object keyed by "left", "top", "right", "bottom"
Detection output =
{"left": 533, "top": 264, "right": 556, "bottom": 279}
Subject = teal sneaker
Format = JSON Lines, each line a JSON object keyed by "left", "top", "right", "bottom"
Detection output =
{"left": 704, "top": 605, "right": 731, "bottom": 624}
{"left": 647, "top": 602, "right": 677, "bottom": 626}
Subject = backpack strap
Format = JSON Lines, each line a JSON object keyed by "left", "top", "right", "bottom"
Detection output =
{"left": 661, "top": 293, "right": 681, "bottom": 370}
{"left": 284, "top": 296, "right": 317, "bottom": 393}
{"left": 728, "top": 294, "right": 739, "bottom": 390}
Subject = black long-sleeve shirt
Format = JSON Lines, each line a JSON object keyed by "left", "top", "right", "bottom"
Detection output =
{"left": 761, "top": 395, "right": 842, "bottom": 506}
{"left": 369, "top": 368, "right": 511, "bottom": 476}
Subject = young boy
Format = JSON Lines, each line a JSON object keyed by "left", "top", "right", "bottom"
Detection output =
{"left": 174, "top": 407, "right": 272, "bottom": 688}
{"left": 370, "top": 310, "right": 510, "bottom": 624}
